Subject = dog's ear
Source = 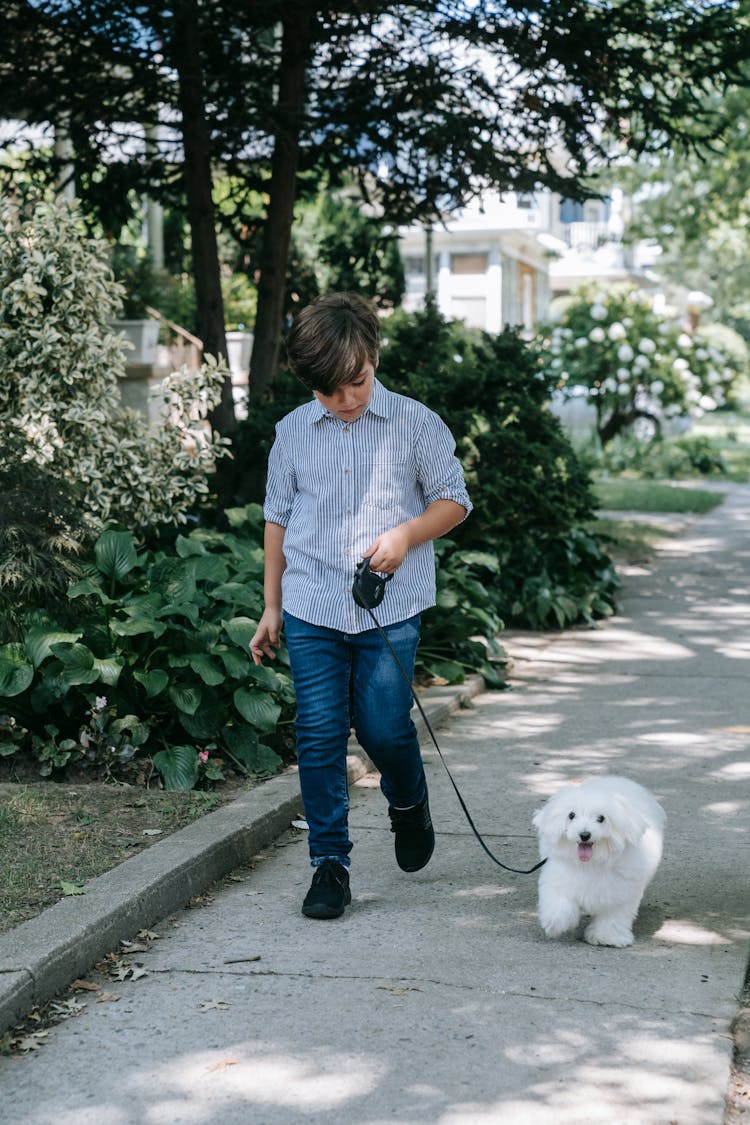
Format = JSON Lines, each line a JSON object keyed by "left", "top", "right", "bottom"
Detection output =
{"left": 606, "top": 794, "right": 648, "bottom": 845}
{"left": 532, "top": 803, "right": 550, "bottom": 832}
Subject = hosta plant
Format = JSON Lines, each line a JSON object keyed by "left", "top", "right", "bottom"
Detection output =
{"left": 0, "top": 507, "right": 294, "bottom": 788}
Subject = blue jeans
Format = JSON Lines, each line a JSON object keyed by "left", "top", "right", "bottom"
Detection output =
{"left": 283, "top": 611, "right": 425, "bottom": 867}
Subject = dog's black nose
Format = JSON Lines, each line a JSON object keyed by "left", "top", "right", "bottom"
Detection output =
{"left": 579, "top": 831, "right": 592, "bottom": 842}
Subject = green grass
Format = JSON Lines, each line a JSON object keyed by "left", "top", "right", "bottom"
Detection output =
{"left": 689, "top": 413, "right": 750, "bottom": 482}
{"left": 593, "top": 478, "right": 725, "bottom": 514}
{"left": 0, "top": 784, "right": 228, "bottom": 934}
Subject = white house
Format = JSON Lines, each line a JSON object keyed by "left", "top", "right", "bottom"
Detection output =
{"left": 398, "top": 186, "right": 660, "bottom": 332}
{"left": 399, "top": 190, "right": 554, "bottom": 332}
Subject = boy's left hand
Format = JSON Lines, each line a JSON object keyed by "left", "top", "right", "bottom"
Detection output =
{"left": 364, "top": 526, "right": 410, "bottom": 574}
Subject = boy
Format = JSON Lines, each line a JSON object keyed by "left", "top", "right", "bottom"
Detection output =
{"left": 249, "top": 293, "right": 471, "bottom": 919}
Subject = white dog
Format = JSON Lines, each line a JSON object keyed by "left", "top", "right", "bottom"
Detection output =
{"left": 532, "top": 776, "right": 665, "bottom": 947}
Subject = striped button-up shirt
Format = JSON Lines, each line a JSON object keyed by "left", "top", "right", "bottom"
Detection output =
{"left": 263, "top": 378, "right": 472, "bottom": 633}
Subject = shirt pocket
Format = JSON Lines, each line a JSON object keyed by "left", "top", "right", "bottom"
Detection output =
{"left": 357, "top": 457, "right": 411, "bottom": 512}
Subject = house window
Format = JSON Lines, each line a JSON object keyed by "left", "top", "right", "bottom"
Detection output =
{"left": 559, "top": 198, "right": 584, "bottom": 224}
{"left": 450, "top": 252, "right": 488, "bottom": 275}
{"left": 517, "top": 193, "right": 535, "bottom": 209}
{"left": 404, "top": 256, "right": 425, "bottom": 277}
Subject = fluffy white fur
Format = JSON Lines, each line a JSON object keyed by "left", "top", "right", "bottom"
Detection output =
{"left": 532, "top": 775, "right": 665, "bottom": 947}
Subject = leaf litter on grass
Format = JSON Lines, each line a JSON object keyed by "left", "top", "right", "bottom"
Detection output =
{"left": 0, "top": 780, "right": 250, "bottom": 934}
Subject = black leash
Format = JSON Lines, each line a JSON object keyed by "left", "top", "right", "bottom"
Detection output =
{"left": 353, "top": 558, "right": 546, "bottom": 876}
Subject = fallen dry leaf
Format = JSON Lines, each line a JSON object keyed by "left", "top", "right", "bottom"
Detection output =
{"left": 69, "top": 980, "right": 101, "bottom": 993}
{"left": 206, "top": 1059, "right": 240, "bottom": 1073}
{"left": 198, "top": 1000, "right": 230, "bottom": 1012}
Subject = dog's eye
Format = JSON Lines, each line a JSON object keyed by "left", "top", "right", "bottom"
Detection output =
{"left": 567, "top": 812, "right": 575, "bottom": 820}
{"left": 596, "top": 815, "right": 605, "bottom": 823}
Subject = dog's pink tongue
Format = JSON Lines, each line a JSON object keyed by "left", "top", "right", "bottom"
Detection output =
{"left": 578, "top": 842, "right": 593, "bottom": 862}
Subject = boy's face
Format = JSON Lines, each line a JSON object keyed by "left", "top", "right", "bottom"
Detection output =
{"left": 313, "top": 362, "right": 375, "bottom": 422}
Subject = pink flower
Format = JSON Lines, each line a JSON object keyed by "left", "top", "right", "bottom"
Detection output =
{"left": 198, "top": 750, "right": 209, "bottom": 764}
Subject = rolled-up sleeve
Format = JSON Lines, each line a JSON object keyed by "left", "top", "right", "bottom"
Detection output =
{"left": 415, "top": 410, "right": 472, "bottom": 518}
{"left": 263, "top": 425, "right": 297, "bottom": 527}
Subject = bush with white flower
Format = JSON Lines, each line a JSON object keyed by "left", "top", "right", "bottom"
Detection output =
{"left": 542, "top": 286, "right": 743, "bottom": 446}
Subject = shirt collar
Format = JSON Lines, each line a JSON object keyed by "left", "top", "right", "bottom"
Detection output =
{"left": 309, "top": 377, "right": 391, "bottom": 424}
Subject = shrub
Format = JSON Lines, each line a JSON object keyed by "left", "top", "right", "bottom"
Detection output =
{"left": 0, "top": 432, "right": 89, "bottom": 643}
{"left": 0, "top": 197, "right": 230, "bottom": 536}
{"left": 377, "top": 305, "right": 617, "bottom": 628}
{"left": 0, "top": 508, "right": 295, "bottom": 788}
{"left": 542, "top": 286, "right": 744, "bottom": 446}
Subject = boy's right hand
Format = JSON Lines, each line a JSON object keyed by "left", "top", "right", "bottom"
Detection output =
{"left": 249, "top": 608, "right": 282, "bottom": 666}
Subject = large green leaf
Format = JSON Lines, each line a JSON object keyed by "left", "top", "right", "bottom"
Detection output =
{"left": 111, "top": 617, "right": 168, "bottom": 638}
{"left": 179, "top": 704, "right": 224, "bottom": 739}
{"left": 224, "top": 503, "right": 264, "bottom": 531}
{"left": 67, "top": 577, "right": 113, "bottom": 604}
{"left": 95, "top": 530, "right": 138, "bottom": 581}
{"left": 187, "top": 654, "right": 225, "bottom": 686}
{"left": 110, "top": 715, "right": 150, "bottom": 746}
{"left": 153, "top": 745, "right": 199, "bottom": 790}
{"left": 223, "top": 616, "right": 257, "bottom": 651}
{"left": 192, "top": 556, "right": 229, "bottom": 584}
{"left": 24, "top": 626, "right": 82, "bottom": 669}
{"left": 175, "top": 535, "right": 207, "bottom": 558}
{"left": 168, "top": 682, "right": 202, "bottom": 715}
{"left": 222, "top": 723, "right": 282, "bottom": 776}
{"left": 0, "top": 645, "right": 34, "bottom": 697}
{"left": 149, "top": 558, "right": 197, "bottom": 604}
{"left": 51, "top": 643, "right": 99, "bottom": 685}
{"left": 233, "top": 688, "right": 280, "bottom": 733}
{"left": 218, "top": 648, "right": 251, "bottom": 680}
{"left": 133, "top": 669, "right": 169, "bottom": 698}
{"left": 92, "top": 657, "right": 123, "bottom": 686}
{"left": 156, "top": 602, "right": 199, "bottom": 626}
{"left": 209, "top": 582, "right": 263, "bottom": 609}
{"left": 222, "top": 722, "right": 258, "bottom": 759}
{"left": 455, "top": 550, "right": 500, "bottom": 571}
{"left": 250, "top": 744, "right": 283, "bottom": 776}
{"left": 246, "top": 663, "right": 281, "bottom": 692}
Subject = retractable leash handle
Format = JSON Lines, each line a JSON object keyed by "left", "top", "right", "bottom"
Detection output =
{"left": 352, "top": 557, "right": 545, "bottom": 876}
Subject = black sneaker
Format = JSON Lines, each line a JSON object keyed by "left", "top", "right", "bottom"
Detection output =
{"left": 388, "top": 792, "right": 435, "bottom": 872}
{"left": 301, "top": 860, "right": 351, "bottom": 919}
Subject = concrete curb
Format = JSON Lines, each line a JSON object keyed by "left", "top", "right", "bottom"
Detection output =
{"left": 0, "top": 673, "right": 485, "bottom": 1036}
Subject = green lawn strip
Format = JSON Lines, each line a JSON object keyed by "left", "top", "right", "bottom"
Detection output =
{"left": 588, "top": 517, "right": 682, "bottom": 564}
{"left": 0, "top": 784, "right": 237, "bottom": 934}
{"left": 593, "top": 477, "right": 726, "bottom": 514}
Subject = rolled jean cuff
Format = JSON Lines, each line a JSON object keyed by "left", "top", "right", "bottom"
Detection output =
{"left": 311, "top": 855, "right": 351, "bottom": 869}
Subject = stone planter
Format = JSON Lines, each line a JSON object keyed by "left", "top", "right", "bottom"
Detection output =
{"left": 226, "top": 330, "right": 254, "bottom": 377}
{"left": 112, "top": 318, "right": 161, "bottom": 366}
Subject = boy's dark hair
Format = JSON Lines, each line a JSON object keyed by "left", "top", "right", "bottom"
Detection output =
{"left": 285, "top": 292, "right": 380, "bottom": 395}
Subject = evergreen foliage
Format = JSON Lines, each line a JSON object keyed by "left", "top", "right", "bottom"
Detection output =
{"left": 377, "top": 306, "right": 618, "bottom": 627}
{"left": 0, "top": 198, "right": 230, "bottom": 535}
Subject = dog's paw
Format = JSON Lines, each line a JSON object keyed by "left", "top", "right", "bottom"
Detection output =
{"left": 539, "top": 904, "right": 580, "bottom": 939}
{"left": 583, "top": 921, "right": 634, "bottom": 947}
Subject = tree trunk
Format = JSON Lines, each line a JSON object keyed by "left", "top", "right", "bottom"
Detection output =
{"left": 598, "top": 408, "right": 661, "bottom": 446}
{"left": 172, "top": 0, "right": 235, "bottom": 433}
{"left": 248, "top": 3, "right": 314, "bottom": 400}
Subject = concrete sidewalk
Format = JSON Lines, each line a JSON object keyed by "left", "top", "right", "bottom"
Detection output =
{"left": 2, "top": 484, "right": 750, "bottom": 1124}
